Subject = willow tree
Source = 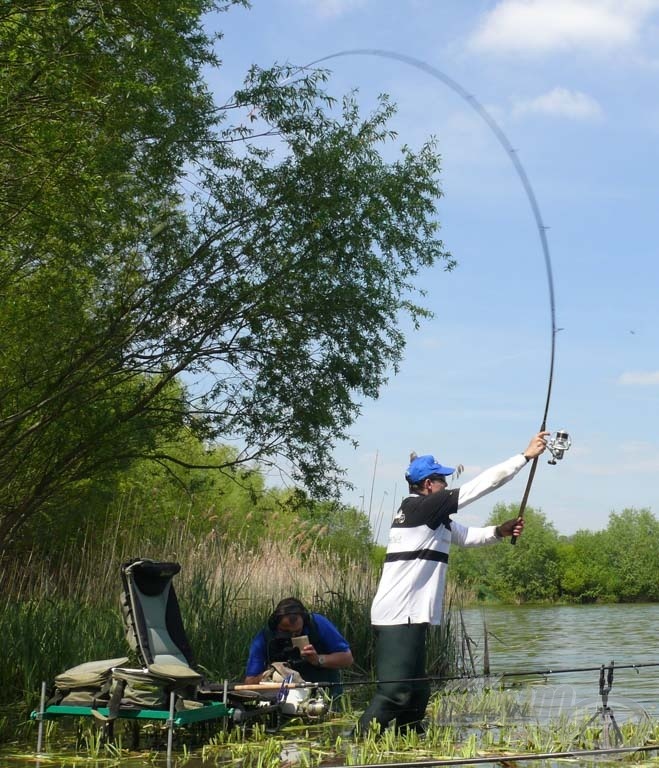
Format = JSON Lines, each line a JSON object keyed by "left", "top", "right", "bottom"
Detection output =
{"left": 0, "top": 1, "right": 453, "bottom": 548}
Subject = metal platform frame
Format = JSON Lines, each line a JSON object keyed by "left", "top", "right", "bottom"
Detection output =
{"left": 32, "top": 684, "right": 233, "bottom": 763}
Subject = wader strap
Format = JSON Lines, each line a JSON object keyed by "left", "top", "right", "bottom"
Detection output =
{"left": 92, "top": 677, "right": 126, "bottom": 722}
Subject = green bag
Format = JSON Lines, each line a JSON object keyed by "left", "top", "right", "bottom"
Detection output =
{"left": 51, "top": 657, "right": 130, "bottom": 706}
{"left": 93, "top": 663, "right": 203, "bottom": 720}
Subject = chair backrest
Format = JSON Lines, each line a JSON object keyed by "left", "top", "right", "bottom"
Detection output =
{"left": 120, "top": 559, "right": 196, "bottom": 670}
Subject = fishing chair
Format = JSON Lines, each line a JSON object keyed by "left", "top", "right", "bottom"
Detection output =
{"left": 120, "top": 558, "right": 278, "bottom": 717}
{"left": 120, "top": 559, "right": 198, "bottom": 671}
{"left": 32, "top": 560, "right": 238, "bottom": 755}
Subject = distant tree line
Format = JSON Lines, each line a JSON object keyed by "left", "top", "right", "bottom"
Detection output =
{"left": 5, "top": 435, "right": 657, "bottom": 604}
{"left": 449, "top": 505, "right": 659, "bottom": 603}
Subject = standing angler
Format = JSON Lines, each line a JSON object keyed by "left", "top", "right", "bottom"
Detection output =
{"left": 358, "top": 431, "right": 549, "bottom": 735}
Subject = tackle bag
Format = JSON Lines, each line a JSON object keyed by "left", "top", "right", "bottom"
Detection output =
{"left": 92, "top": 663, "right": 204, "bottom": 721}
{"left": 49, "top": 657, "right": 130, "bottom": 707}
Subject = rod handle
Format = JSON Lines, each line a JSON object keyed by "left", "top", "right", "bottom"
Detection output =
{"left": 511, "top": 455, "right": 539, "bottom": 544}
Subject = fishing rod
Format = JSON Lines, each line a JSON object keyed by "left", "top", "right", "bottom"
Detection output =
{"left": 228, "top": 659, "right": 659, "bottom": 692}
{"left": 501, "top": 660, "right": 659, "bottom": 679}
{"left": 328, "top": 743, "right": 659, "bottom": 768}
{"left": 289, "top": 49, "right": 571, "bottom": 540}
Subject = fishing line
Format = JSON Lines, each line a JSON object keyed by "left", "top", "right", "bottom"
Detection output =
{"left": 290, "top": 49, "right": 558, "bottom": 536}
{"left": 230, "top": 659, "right": 659, "bottom": 691}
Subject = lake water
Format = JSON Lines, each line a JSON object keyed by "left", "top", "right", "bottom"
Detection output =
{"left": 5, "top": 603, "right": 658, "bottom": 766}
{"left": 460, "top": 603, "right": 659, "bottom": 720}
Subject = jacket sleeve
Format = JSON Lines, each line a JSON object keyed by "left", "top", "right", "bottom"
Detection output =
{"left": 456, "top": 453, "right": 527, "bottom": 510}
{"left": 245, "top": 631, "right": 268, "bottom": 677}
{"left": 312, "top": 614, "right": 351, "bottom": 653}
{"left": 450, "top": 519, "right": 499, "bottom": 547}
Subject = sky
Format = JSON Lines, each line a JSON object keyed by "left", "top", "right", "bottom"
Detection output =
{"left": 203, "top": 0, "right": 659, "bottom": 540}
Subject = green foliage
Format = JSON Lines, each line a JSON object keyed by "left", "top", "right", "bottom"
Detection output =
{"left": 559, "top": 508, "right": 659, "bottom": 602}
{"left": 1, "top": 1, "right": 452, "bottom": 549}
{"left": 15, "top": 435, "right": 253, "bottom": 555}
{"left": 280, "top": 495, "right": 375, "bottom": 561}
{"left": 308, "top": 576, "right": 376, "bottom": 680}
{"left": 450, "top": 505, "right": 562, "bottom": 603}
{"left": 488, "top": 505, "right": 562, "bottom": 602}
{"left": 370, "top": 543, "right": 387, "bottom": 573}
{"left": 1, "top": 598, "right": 125, "bottom": 710}
{"left": 450, "top": 504, "right": 659, "bottom": 605}
{"left": 557, "top": 530, "right": 609, "bottom": 602}
{"left": 0, "top": 0, "right": 234, "bottom": 546}
{"left": 17, "top": 441, "right": 376, "bottom": 577}
{"left": 600, "top": 508, "right": 659, "bottom": 601}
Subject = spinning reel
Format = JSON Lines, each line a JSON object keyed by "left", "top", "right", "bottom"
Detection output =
{"left": 546, "top": 430, "right": 571, "bottom": 465}
{"left": 511, "top": 429, "right": 572, "bottom": 545}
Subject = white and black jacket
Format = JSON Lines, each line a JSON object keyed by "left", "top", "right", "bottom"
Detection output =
{"left": 370, "top": 453, "right": 528, "bottom": 626}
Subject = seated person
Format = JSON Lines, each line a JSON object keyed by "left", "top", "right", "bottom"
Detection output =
{"left": 244, "top": 597, "right": 353, "bottom": 696}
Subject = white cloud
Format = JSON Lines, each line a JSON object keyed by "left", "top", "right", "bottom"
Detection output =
{"left": 296, "top": 0, "right": 368, "bottom": 20}
{"left": 512, "top": 87, "right": 603, "bottom": 119}
{"left": 619, "top": 370, "right": 659, "bottom": 385}
{"left": 469, "top": 0, "right": 659, "bottom": 55}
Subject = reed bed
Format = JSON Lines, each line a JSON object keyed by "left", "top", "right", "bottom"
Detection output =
{"left": 1, "top": 504, "right": 483, "bottom": 756}
{"left": 3, "top": 499, "right": 658, "bottom": 763}
{"left": 1, "top": 507, "right": 470, "bottom": 669}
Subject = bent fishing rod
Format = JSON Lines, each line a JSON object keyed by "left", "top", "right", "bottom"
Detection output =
{"left": 287, "top": 49, "right": 570, "bottom": 540}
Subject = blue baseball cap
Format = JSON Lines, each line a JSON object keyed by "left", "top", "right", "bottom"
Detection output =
{"left": 405, "top": 455, "right": 455, "bottom": 484}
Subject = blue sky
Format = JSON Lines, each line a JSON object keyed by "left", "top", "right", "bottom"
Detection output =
{"left": 204, "top": 1, "right": 659, "bottom": 539}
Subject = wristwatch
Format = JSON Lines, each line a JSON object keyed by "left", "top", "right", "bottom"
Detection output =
{"left": 317, "top": 654, "right": 326, "bottom": 667}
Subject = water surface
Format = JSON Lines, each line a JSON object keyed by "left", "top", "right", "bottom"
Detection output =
{"left": 461, "top": 603, "right": 659, "bottom": 719}
{"left": 8, "top": 603, "right": 659, "bottom": 766}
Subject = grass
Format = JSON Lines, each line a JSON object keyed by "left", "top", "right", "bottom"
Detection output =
{"left": 190, "top": 687, "right": 659, "bottom": 767}
{"left": 0, "top": 513, "right": 404, "bottom": 743}
{"left": 0, "top": 518, "right": 377, "bottom": 696}
{"left": 11, "top": 652, "right": 659, "bottom": 765}
{"left": 3, "top": 510, "right": 658, "bottom": 764}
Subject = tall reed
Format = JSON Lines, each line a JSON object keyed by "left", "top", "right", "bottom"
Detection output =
{"left": 1, "top": 507, "right": 470, "bottom": 731}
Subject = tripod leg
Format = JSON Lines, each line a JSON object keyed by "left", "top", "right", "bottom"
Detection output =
{"left": 578, "top": 709, "right": 603, "bottom": 747}
{"left": 608, "top": 710, "right": 624, "bottom": 746}
{"left": 582, "top": 712, "right": 600, "bottom": 731}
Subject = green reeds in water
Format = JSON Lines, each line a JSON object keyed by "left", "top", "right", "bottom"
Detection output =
{"left": 9, "top": 508, "right": 653, "bottom": 765}
{"left": 0, "top": 515, "right": 387, "bottom": 738}
{"left": 0, "top": 519, "right": 376, "bottom": 690}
